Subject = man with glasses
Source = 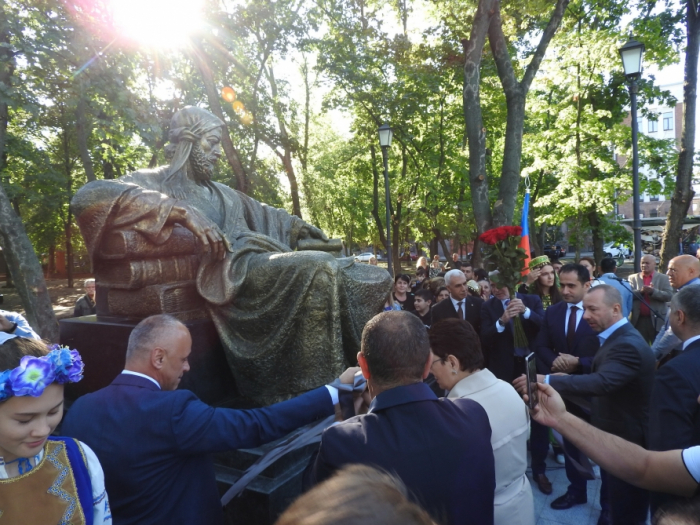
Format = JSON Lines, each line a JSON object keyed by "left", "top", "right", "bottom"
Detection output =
{"left": 652, "top": 255, "right": 700, "bottom": 360}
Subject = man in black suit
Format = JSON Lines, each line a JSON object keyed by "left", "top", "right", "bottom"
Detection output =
{"left": 431, "top": 269, "right": 483, "bottom": 334}
{"left": 530, "top": 264, "right": 600, "bottom": 505}
{"left": 649, "top": 286, "right": 700, "bottom": 513}
{"left": 480, "top": 274, "right": 544, "bottom": 382}
{"left": 304, "top": 310, "right": 496, "bottom": 525}
{"left": 516, "top": 285, "right": 655, "bottom": 525}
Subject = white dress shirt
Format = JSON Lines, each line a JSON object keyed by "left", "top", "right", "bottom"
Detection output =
{"left": 450, "top": 296, "right": 466, "bottom": 320}
{"left": 495, "top": 297, "right": 531, "bottom": 333}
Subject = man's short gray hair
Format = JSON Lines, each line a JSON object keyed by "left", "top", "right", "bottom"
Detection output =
{"left": 126, "top": 314, "right": 186, "bottom": 361}
{"left": 587, "top": 284, "right": 622, "bottom": 309}
{"left": 444, "top": 269, "right": 463, "bottom": 286}
{"left": 671, "top": 286, "right": 700, "bottom": 327}
{"left": 84, "top": 278, "right": 95, "bottom": 287}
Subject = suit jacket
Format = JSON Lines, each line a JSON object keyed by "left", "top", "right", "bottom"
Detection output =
{"left": 549, "top": 322, "right": 655, "bottom": 445}
{"left": 431, "top": 294, "right": 484, "bottom": 335}
{"left": 480, "top": 293, "right": 544, "bottom": 382}
{"left": 648, "top": 339, "right": 700, "bottom": 511}
{"left": 62, "top": 373, "right": 334, "bottom": 525}
{"left": 629, "top": 271, "right": 673, "bottom": 331}
{"left": 532, "top": 301, "right": 599, "bottom": 375}
{"left": 304, "top": 382, "right": 496, "bottom": 525}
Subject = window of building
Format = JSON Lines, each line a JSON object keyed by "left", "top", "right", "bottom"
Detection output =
{"left": 650, "top": 209, "right": 658, "bottom": 218}
{"left": 650, "top": 195, "right": 659, "bottom": 202}
{"left": 648, "top": 119, "right": 658, "bottom": 133}
{"left": 663, "top": 112, "right": 674, "bottom": 131}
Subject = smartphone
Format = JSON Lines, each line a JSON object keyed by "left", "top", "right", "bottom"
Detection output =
{"left": 525, "top": 352, "right": 538, "bottom": 409}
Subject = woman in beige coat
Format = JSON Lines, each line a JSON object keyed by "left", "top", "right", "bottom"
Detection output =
{"left": 429, "top": 318, "right": 535, "bottom": 525}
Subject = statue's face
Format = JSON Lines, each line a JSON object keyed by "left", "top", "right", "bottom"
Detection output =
{"left": 190, "top": 128, "right": 223, "bottom": 182}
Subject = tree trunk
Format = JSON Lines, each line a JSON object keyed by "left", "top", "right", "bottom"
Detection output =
{"left": 660, "top": 4, "right": 700, "bottom": 271}
{"left": 488, "top": 0, "right": 570, "bottom": 226}
{"left": 0, "top": 19, "right": 57, "bottom": 339}
{"left": 280, "top": 150, "right": 302, "bottom": 218}
{"left": 190, "top": 41, "right": 249, "bottom": 193}
{"left": 432, "top": 228, "right": 451, "bottom": 262}
{"left": 48, "top": 244, "right": 55, "bottom": 275}
{"left": 588, "top": 209, "right": 604, "bottom": 266}
{"left": 462, "top": 0, "right": 496, "bottom": 237}
{"left": 75, "top": 95, "right": 96, "bottom": 182}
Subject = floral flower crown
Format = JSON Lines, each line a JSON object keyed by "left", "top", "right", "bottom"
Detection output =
{"left": 0, "top": 345, "right": 84, "bottom": 402}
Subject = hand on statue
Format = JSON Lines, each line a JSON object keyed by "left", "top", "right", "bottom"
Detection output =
{"left": 339, "top": 366, "right": 361, "bottom": 384}
{"left": 170, "top": 204, "right": 230, "bottom": 260}
{"left": 527, "top": 383, "right": 568, "bottom": 429}
{"left": 552, "top": 353, "right": 579, "bottom": 373}
{"left": 0, "top": 314, "right": 13, "bottom": 332}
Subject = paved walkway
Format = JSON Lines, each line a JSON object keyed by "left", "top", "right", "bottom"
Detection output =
{"left": 530, "top": 451, "right": 651, "bottom": 525}
{"left": 531, "top": 452, "right": 602, "bottom": 525}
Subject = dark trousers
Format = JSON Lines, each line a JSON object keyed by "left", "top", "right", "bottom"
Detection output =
{"left": 634, "top": 315, "right": 657, "bottom": 344}
{"left": 530, "top": 419, "right": 549, "bottom": 477}
{"left": 601, "top": 469, "right": 649, "bottom": 524}
{"left": 563, "top": 437, "right": 589, "bottom": 498}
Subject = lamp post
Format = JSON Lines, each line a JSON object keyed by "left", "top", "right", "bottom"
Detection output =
{"left": 378, "top": 124, "right": 393, "bottom": 277}
{"left": 619, "top": 38, "right": 645, "bottom": 273}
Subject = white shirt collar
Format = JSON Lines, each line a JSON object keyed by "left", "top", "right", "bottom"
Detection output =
{"left": 568, "top": 300, "right": 584, "bottom": 310}
{"left": 121, "top": 370, "right": 161, "bottom": 389}
{"left": 450, "top": 296, "right": 465, "bottom": 309}
{"left": 682, "top": 334, "right": 700, "bottom": 350}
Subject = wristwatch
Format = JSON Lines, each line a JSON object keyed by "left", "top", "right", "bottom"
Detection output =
{"left": 2, "top": 322, "right": 17, "bottom": 334}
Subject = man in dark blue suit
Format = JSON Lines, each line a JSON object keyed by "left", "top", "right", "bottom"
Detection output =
{"left": 649, "top": 286, "right": 700, "bottom": 514}
{"left": 529, "top": 264, "right": 599, "bottom": 506}
{"left": 304, "top": 310, "right": 495, "bottom": 525}
{"left": 480, "top": 273, "right": 544, "bottom": 383}
{"left": 62, "top": 314, "right": 345, "bottom": 525}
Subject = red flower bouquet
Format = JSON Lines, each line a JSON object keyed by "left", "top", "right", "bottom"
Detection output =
{"left": 480, "top": 225, "right": 529, "bottom": 349}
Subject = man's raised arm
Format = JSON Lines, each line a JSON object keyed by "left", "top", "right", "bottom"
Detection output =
{"left": 526, "top": 382, "right": 698, "bottom": 498}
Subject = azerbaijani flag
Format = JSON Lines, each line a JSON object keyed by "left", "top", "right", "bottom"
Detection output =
{"left": 519, "top": 189, "right": 531, "bottom": 275}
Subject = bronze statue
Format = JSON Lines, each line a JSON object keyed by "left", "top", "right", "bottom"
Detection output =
{"left": 71, "top": 107, "right": 392, "bottom": 404}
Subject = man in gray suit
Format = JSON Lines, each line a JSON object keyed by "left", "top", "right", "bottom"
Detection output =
{"left": 515, "top": 284, "right": 655, "bottom": 525}
{"left": 629, "top": 254, "right": 673, "bottom": 343}
{"left": 652, "top": 255, "right": 700, "bottom": 360}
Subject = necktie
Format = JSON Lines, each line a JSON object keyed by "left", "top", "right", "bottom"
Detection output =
{"left": 567, "top": 305, "right": 578, "bottom": 351}
{"left": 457, "top": 300, "right": 464, "bottom": 320}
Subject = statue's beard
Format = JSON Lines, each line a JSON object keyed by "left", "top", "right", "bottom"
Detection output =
{"left": 189, "top": 142, "right": 214, "bottom": 183}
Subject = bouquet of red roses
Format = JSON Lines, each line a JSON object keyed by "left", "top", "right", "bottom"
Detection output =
{"left": 479, "top": 225, "right": 529, "bottom": 349}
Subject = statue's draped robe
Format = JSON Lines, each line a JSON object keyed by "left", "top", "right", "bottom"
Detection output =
{"left": 72, "top": 168, "right": 392, "bottom": 404}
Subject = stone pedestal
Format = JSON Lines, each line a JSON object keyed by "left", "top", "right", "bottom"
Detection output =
{"left": 59, "top": 316, "right": 238, "bottom": 406}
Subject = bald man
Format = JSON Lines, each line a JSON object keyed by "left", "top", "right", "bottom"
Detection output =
{"left": 629, "top": 255, "right": 673, "bottom": 343}
{"left": 652, "top": 255, "right": 700, "bottom": 360}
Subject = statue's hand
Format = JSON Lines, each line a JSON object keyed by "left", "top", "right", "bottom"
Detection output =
{"left": 170, "top": 204, "right": 228, "bottom": 260}
{"left": 298, "top": 222, "right": 328, "bottom": 242}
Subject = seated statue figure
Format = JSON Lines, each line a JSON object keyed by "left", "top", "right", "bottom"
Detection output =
{"left": 71, "top": 106, "right": 392, "bottom": 404}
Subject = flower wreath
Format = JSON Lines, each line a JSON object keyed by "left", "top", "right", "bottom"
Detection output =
{"left": 0, "top": 345, "right": 84, "bottom": 401}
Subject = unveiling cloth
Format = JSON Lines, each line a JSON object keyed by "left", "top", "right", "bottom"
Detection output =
{"left": 71, "top": 169, "right": 392, "bottom": 403}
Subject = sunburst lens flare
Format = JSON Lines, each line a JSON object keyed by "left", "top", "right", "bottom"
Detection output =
{"left": 109, "top": 0, "right": 204, "bottom": 49}
{"left": 241, "top": 113, "right": 253, "bottom": 126}
{"left": 221, "top": 86, "right": 236, "bottom": 102}
{"left": 232, "top": 100, "right": 245, "bottom": 114}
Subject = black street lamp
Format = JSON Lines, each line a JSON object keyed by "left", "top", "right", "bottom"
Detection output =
{"left": 619, "top": 38, "right": 645, "bottom": 273}
{"left": 378, "top": 124, "right": 393, "bottom": 277}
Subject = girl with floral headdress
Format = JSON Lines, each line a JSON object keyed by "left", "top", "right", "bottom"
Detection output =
{"left": 0, "top": 337, "right": 111, "bottom": 524}
{"left": 523, "top": 256, "right": 562, "bottom": 310}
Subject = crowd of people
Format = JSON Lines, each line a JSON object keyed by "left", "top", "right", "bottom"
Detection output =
{"left": 1, "top": 251, "right": 700, "bottom": 525}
